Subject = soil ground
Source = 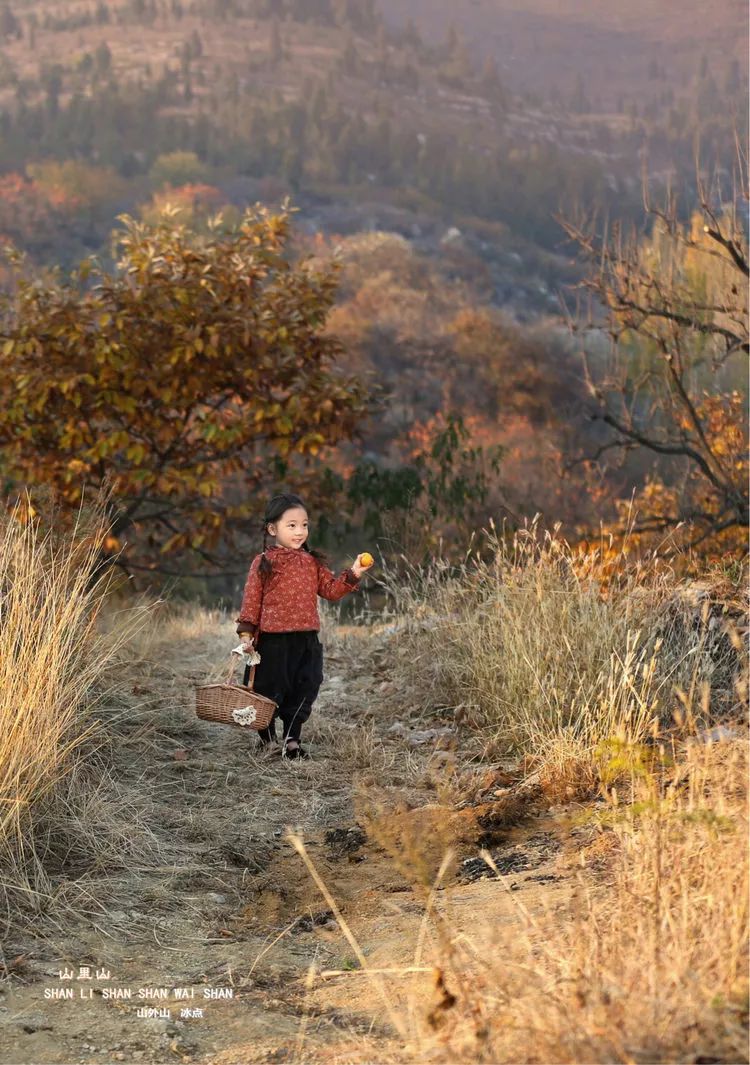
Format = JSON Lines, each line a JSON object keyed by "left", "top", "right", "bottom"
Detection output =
{"left": 0, "top": 615, "right": 587, "bottom": 1065}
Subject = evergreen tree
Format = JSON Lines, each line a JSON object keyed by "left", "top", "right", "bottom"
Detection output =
{"left": 94, "top": 40, "right": 112, "bottom": 77}
{"left": 282, "top": 143, "right": 303, "bottom": 189}
{"left": 439, "top": 23, "right": 471, "bottom": 87}
{"left": 480, "top": 55, "right": 501, "bottom": 94}
{"left": 724, "top": 58, "right": 741, "bottom": 95}
{"left": 374, "top": 23, "right": 388, "bottom": 82}
{"left": 269, "top": 15, "right": 282, "bottom": 67}
{"left": 401, "top": 17, "right": 421, "bottom": 50}
{"left": 571, "top": 72, "right": 589, "bottom": 113}
{"left": 444, "top": 21, "right": 458, "bottom": 59}
{"left": 40, "top": 62, "right": 63, "bottom": 118}
{"left": 180, "top": 41, "right": 191, "bottom": 78}
{"left": 333, "top": 0, "right": 377, "bottom": 33}
{"left": 401, "top": 61, "right": 419, "bottom": 92}
{"left": 286, "top": 100, "right": 306, "bottom": 142}
{"left": 339, "top": 27, "right": 358, "bottom": 76}
{"left": 696, "top": 73, "right": 719, "bottom": 121}
{"left": 334, "top": 119, "right": 358, "bottom": 182}
{"left": 310, "top": 82, "right": 328, "bottom": 129}
{"left": 0, "top": 4, "right": 20, "bottom": 39}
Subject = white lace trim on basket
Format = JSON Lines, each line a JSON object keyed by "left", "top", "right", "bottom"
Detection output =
{"left": 231, "top": 705, "right": 259, "bottom": 726}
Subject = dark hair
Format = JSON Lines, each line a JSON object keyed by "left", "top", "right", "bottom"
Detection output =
{"left": 258, "top": 492, "right": 328, "bottom": 579}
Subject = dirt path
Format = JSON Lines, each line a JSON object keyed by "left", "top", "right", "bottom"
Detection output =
{"left": 0, "top": 614, "right": 582, "bottom": 1065}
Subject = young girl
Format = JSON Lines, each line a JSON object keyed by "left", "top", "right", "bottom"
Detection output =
{"left": 235, "top": 492, "right": 370, "bottom": 759}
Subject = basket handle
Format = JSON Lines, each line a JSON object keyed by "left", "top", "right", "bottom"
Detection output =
{"left": 227, "top": 655, "right": 256, "bottom": 689}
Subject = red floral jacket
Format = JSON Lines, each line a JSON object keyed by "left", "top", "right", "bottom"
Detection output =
{"left": 235, "top": 545, "right": 360, "bottom": 637}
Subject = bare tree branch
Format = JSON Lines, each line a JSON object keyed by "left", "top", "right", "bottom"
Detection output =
{"left": 558, "top": 146, "right": 749, "bottom": 548}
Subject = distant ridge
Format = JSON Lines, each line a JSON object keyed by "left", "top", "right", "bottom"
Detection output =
{"left": 379, "top": 0, "right": 748, "bottom": 110}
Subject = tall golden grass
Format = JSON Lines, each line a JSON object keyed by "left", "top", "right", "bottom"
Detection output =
{"left": 388, "top": 737, "right": 748, "bottom": 1065}
{"left": 0, "top": 492, "right": 147, "bottom": 928}
{"left": 379, "top": 518, "right": 746, "bottom": 794}
{"left": 365, "top": 518, "right": 748, "bottom": 1062}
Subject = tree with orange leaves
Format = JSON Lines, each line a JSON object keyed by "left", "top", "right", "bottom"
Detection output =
{"left": 0, "top": 202, "right": 372, "bottom": 574}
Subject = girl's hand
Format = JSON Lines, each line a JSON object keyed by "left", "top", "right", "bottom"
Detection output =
{"left": 351, "top": 552, "right": 375, "bottom": 579}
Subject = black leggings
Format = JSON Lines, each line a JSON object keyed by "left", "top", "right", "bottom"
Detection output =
{"left": 251, "top": 631, "right": 324, "bottom": 742}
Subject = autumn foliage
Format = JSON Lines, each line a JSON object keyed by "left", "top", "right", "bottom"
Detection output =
{"left": 0, "top": 203, "right": 372, "bottom": 569}
{"left": 563, "top": 188, "right": 749, "bottom": 559}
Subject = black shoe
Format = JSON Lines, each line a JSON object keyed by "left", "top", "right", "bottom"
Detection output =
{"left": 282, "top": 743, "right": 309, "bottom": 760}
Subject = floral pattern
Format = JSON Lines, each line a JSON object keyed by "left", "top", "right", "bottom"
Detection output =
{"left": 236, "top": 545, "right": 360, "bottom": 634}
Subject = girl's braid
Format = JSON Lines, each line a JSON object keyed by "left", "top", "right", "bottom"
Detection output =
{"left": 259, "top": 526, "right": 273, "bottom": 579}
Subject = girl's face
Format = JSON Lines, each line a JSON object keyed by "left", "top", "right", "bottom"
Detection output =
{"left": 267, "top": 506, "right": 309, "bottom": 550}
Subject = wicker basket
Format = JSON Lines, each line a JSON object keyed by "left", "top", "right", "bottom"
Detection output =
{"left": 195, "top": 654, "right": 276, "bottom": 730}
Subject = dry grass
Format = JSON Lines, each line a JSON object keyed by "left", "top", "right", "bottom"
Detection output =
{"left": 281, "top": 727, "right": 747, "bottom": 1064}
{"left": 0, "top": 492, "right": 152, "bottom": 930}
{"left": 287, "top": 732, "right": 747, "bottom": 1064}
{"left": 364, "top": 517, "right": 749, "bottom": 1062}
{"left": 379, "top": 517, "right": 747, "bottom": 795}
{"left": 0, "top": 490, "right": 745, "bottom": 1063}
{"left": 393, "top": 736, "right": 749, "bottom": 1064}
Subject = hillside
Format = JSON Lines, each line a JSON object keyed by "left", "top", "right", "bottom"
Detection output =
{"left": 380, "top": 0, "right": 748, "bottom": 111}
{"left": 0, "top": 0, "right": 744, "bottom": 276}
{"left": 0, "top": 0, "right": 745, "bottom": 576}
